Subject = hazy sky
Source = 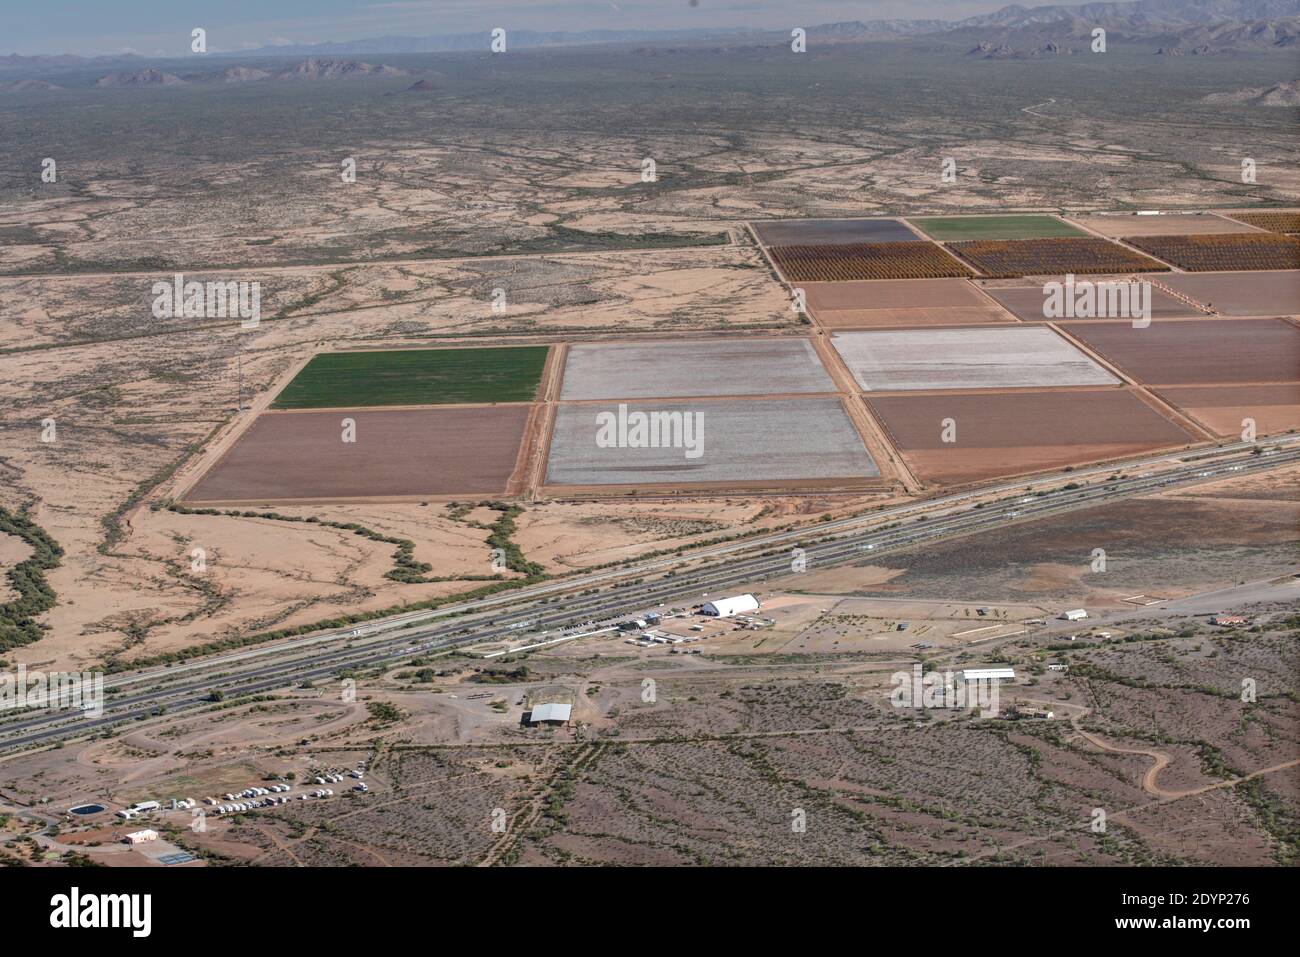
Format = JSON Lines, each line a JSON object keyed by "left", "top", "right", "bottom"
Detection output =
{"left": 4, "top": 0, "right": 1005, "bottom": 56}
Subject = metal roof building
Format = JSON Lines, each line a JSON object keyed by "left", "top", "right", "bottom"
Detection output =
{"left": 699, "top": 594, "right": 760, "bottom": 617}
{"left": 529, "top": 703, "right": 573, "bottom": 724}
{"left": 957, "top": 667, "right": 1016, "bottom": 683}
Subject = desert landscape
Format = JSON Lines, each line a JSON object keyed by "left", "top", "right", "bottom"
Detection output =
{"left": 1, "top": 0, "right": 1297, "bottom": 881}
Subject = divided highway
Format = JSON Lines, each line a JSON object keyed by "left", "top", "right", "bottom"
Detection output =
{"left": 2, "top": 441, "right": 1296, "bottom": 752}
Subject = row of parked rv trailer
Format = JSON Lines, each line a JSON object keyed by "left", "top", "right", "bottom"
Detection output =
{"left": 210, "top": 796, "right": 291, "bottom": 815}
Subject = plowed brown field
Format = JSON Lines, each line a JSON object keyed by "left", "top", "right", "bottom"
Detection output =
{"left": 1155, "top": 384, "right": 1300, "bottom": 437}
{"left": 804, "top": 278, "right": 1013, "bottom": 327}
{"left": 185, "top": 405, "right": 532, "bottom": 503}
{"left": 866, "top": 389, "right": 1197, "bottom": 484}
{"left": 1058, "top": 318, "right": 1300, "bottom": 385}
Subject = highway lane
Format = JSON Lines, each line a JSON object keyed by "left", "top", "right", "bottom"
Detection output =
{"left": 7, "top": 448, "right": 1269, "bottom": 714}
{"left": 78, "top": 435, "right": 1300, "bottom": 695}
{"left": 3, "top": 444, "right": 1294, "bottom": 751}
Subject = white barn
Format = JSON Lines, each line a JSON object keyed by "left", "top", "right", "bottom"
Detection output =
{"left": 699, "top": 594, "right": 760, "bottom": 618}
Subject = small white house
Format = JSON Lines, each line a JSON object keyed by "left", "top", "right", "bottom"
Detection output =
{"left": 124, "top": 829, "right": 158, "bottom": 845}
{"left": 1059, "top": 609, "right": 1088, "bottom": 622}
{"left": 699, "top": 594, "right": 760, "bottom": 618}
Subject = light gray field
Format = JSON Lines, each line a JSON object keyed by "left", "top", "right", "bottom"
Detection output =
{"left": 832, "top": 327, "right": 1120, "bottom": 392}
{"left": 545, "top": 397, "right": 878, "bottom": 486}
{"left": 558, "top": 338, "right": 836, "bottom": 400}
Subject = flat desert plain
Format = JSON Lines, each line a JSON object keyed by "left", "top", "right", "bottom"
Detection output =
{"left": 1154, "top": 384, "right": 1300, "bottom": 437}
{"left": 751, "top": 217, "right": 922, "bottom": 246}
{"left": 804, "top": 278, "right": 1014, "bottom": 328}
{"left": 558, "top": 338, "right": 835, "bottom": 400}
{"left": 981, "top": 281, "right": 1209, "bottom": 321}
{"left": 1158, "top": 271, "right": 1300, "bottom": 316}
{"left": 186, "top": 406, "right": 532, "bottom": 503}
{"left": 1059, "top": 318, "right": 1300, "bottom": 385}
{"left": 866, "top": 388, "right": 1197, "bottom": 484}
{"left": 832, "top": 326, "right": 1118, "bottom": 392}
{"left": 1071, "top": 213, "right": 1260, "bottom": 237}
{"left": 545, "top": 397, "right": 878, "bottom": 487}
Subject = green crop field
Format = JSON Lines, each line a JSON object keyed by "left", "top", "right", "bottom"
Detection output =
{"left": 271, "top": 347, "right": 549, "bottom": 408}
{"left": 908, "top": 215, "right": 1087, "bottom": 241}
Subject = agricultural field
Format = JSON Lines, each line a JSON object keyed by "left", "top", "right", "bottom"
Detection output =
{"left": 271, "top": 346, "right": 550, "bottom": 408}
{"left": 185, "top": 406, "right": 532, "bottom": 502}
{"left": 1058, "top": 318, "right": 1300, "bottom": 386}
{"left": 1226, "top": 211, "right": 1300, "bottom": 235}
{"left": 831, "top": 327, "right": 1118, "bottom": 392}
{"left": 544, "top": 397, "right": 878, "bottom": 487}
{"left": 1071, "top": 213, "right": 1258, "bottom": 238}
{"left": 1121, "top": 233, "right": 1300, "bottom": 272}
{"left": 1159, "top": 271, "right": 1300, "bottom": 316}
{"left": 804, "top": 279, "right": 1014, "bottom": 328}
{"left": 751, "top": 218, "right": 922, "bottom": 246}
{"left": 558, "top": 338, "right": 835, "bottom": 400}
{"left": 948, "top": 238, "right": 1169, "bottom": 278}
{"left": 981, "top": 281, "right": 1208, "bottom": 321}
{"left": 866, "top": 388, "right": 1197, "bottom": 484}
{"left": 1154, "top": 384, "right": 1300, "bottom": 437}
{"left": 908, "top": 214, "right": 1086, "bottom": 241}
{"left": 769, "top": 242, "right": 973, "bottom": 282}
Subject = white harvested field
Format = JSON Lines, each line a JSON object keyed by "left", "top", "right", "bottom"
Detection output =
{"left": 558, "top": 338, "right": 836, "bottom": 400}
{"left": 544, "top": 397, "right": 878, "bottom": 486}
{"left": 831, "top": 327, "right": 1119, "bottom": 392}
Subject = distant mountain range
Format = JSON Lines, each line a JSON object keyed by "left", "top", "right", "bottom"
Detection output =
{"left": 1201, "top": 77, "right": 1300, "bottom": 101}
{"left": 84, "top": 59, "right": 409, "bottom": 89}
{"left": 3, "top": 0, "right": 1297, "bottom": 75}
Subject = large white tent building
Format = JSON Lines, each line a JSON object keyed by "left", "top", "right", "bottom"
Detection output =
{"left": 699, "top": 594, "right": 760, "bottom": 618}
